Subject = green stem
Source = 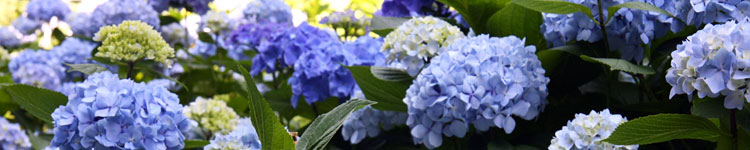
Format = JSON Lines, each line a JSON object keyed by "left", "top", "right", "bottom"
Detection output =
{"left": 596, "top": 0, "right": 611, "bottom": 54}
{"left": 126, "top": 61, "right": 135, "bottom": 79}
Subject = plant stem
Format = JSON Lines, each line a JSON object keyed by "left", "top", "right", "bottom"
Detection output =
{"left": 126, "top": 61, "right": 135, "bottom": 79}
{"left": 596, "top": 0, "right": 611, "bottom": 54}
{"left": 730, "top": 109, "right": 738, "bottom": 150}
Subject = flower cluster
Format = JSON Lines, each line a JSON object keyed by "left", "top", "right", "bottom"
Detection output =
{"left": 183, "top": 97, "right": 239, "bottom": 134}
{"left": 94, "top": 21, "right": 175, "bottom": 65}
{"left": 161, "top": 23, "right": 189, "bottom": 46}
{"left": 53, "top": 38, "right": 98, "bottom": 67}
{"left": 81, "top": 0, "right": 160, "bottom": 37}
{"left": 343, "top": 36, "right": 386, "bottom": 66}
{"left": 0, "top": 117, "right": 32, "bottom": 150}
{"left": 548, "top": 109, "right": 637, "bottom": 150}
{"left": 679, "top": 0, "right": 750, "bottom": 26}
{"left": 11, "top": 17, "right": 41, "bottom": 34}
{"left": 204, "top": 118, "right": 262, "bottom": 150}
{"left": 375, "top": 0, "right": 452, "bottom": 18}
{"left": 200, "top": 11, "right": 236, "bottom": 35}
{"left": 250, "top": 23, "right": 338, "bottom": 76}
{"left": 8, "top": 49, "right": 66, "bottom": 90}
{"left": 225, "top": 22, "right": 292, "bottom": 60}
{"left": 25, "top": 0, "right": 71, "bottom": 21}
{"left": 0, "top": 27, "right": 22, "bottom": 47}
{"left": 241, "top": 0, "right": 293, "bottom": 25}
{"left": 149, "top": 0, "right": 214, "bottom": 15}
{"left": 404, "top": 35, "right": 549, "bottom": 149}
{"left": 381, "top": 16, "right": 464, "bottom": 76}
{"left": 341, "top": 106, "right": 408, "bottom": 144}
{"left": 666, "top": 19, "right": 750, "bottom": 109}
{"left": 320, "top": 10, "right": 371, "bottom": 29}
{"left": 189, "top": 41, "right": 218, "bottom": 58}
{"left": 49, "top": 72, "right": 193, "bottom": 149}
{"left": 66, "top": 13, "right": 98, "bottom": 37}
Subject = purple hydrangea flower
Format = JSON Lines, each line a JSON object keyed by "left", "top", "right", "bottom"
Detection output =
{"left": 225, "top": 22, "right": 292, "bottom": 60}
{"left": 250, "top": 23, "right": 338, "bottom": 76}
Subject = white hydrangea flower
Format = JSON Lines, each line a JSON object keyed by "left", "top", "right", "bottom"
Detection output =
{"left": 549, "top": 109, "right": 638, "bottom": 150}
{"left": 381, "top": 16, "right": 464, "bottom": 76}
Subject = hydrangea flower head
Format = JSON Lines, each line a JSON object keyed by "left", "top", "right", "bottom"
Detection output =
{"left": 160, "top": 23, "right": 188, "bottom": 46}
{"left": 548, "top": 109, "right": 637, "bottom": 150}
{"left": 91, "top": 0, "right": 160, "bottom": 33}
{"left": 375, "top": 0, "right": 452, "bottom": 18}
{"left": 94, "top": 21, "right": 175, "bottom": 65}
{"left": 25, "top": 0, "right": 71, "bottom": 21}
{"left": 183, "top": 97, "right": 239, "bottom": 134}
{"left": 343, "top": 36, "right": 386, "bottom": 66}
{"left": 11, "top": 17, "right": 41, "bottom": 34}
{"left": 666, "top": 18, "right": 750, "bottom": 109}
{"left": 0, "top": 117, "right": 32, "bottom": 150}
{"left": 149, "top": 0, "right": 214, "bottom": 15}
{"left": 49, "top": 71, "right": 192, "bottom": 149}
{"left": 53, "top": 38, "right": 98, "bottom": 66}
{"left": 225, "top": 22, "right": 292, "bottom": 60}
{"left": 200, "top": 11, "right": 235, "bottom": 35}
{"left": 0, "top": 27, "right": 22, "bottom": 47}
{"left": 204, "top": 118, "right": 261, "bottom": 150}
{"left": 189, "top": 41, "right": 218, "bottom": 58}
{"left": 320, "top": 10, "right": 370, "bottom": 28}
{"left": 287, "top": 40, "right": 358, "bottom": 107}
{"left": 250, "top": 23, "right": 337, "bottom": 76}
{"left": 9, "top": 50, "right": 66, "bottom": 90}
{"left": 242, "top": 0, "right": 293, "bottom": 25}
{"left": 66, "top": 13, "right": 98, "bottom": 37}
{"left": 404, "top": 35, "right": 549, "bottom": 149}
{"left": 381, "top": 16, "right": 464, "bottom": 76}
{"left": 341, "top": 106, "right": 407, "bottom": 144}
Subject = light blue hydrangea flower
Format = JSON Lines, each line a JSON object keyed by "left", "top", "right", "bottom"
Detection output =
{"left": 341, "top": 106, "right": 408, "bottom": 144}
{"left": 91, "top": 0, "right": 160, "bottom": 34}
{"left": 404, "top": 35, "right": 549, "bottom": 149}
{"left": 25, "top": 0, "right": 71, "bottom": 21}
{"left": 204, "top": 118, "right": 261, "bottom": 150}
{"left": 149, "top": 0, "right": 214, "bottom": 15}
{"left": 189, "top": 41, "right": 218, "bottom": 58}
{"left": 250, "top": 23, "right": 337, "bottom": 76}
{"left": 161, "top": 23, "right": 189, "bottom": 46}
{"left": 241, "top": 0, "right": 293, "bottom": 25}
{"left": 9, "top": 49, "right": 66, "bottom": 90}
{"left": 51, "top": 38, "right": 112, "bottom": 80}
{"left": 225, "top": 22, "right": 292, "bottom": 60}
{"left": 0, "top": 27, "right": 22, "bottom": 48}
{"left": 666, "top": 18, "right": 750, "bottom": 110}
{"left": 342, "top": 36, "right": 386, "bottom": 66}
{"left": 548, "top": 109, "right": 637, "bottom": 150}
{"left": 66, "top": 13, "right": 98, "bottom": 37}
{"left": 11, "top": 17, "right": 41, "bottom": 34}
{"left": 0, "top": 117, "right": 32, "bottom": 150}
{"left": 49, "top": 72, "right": 193, "bottom": 149}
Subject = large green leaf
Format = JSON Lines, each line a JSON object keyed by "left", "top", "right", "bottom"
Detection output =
{"left": 606, "top": 2, "right": 675, "bottom": 24}
{"left": 65, "top": 63, "right": 108, "bottom": 75}
{"left": 198, "top": 31, "right": 215, "bottom": 43}
{"left": 580, "top": 55, "right": 655, "bottom": 75}
{"left": 603, "top": 114, "right": 722, "bottom": 145}
{"left": 370, "top": 66, "right": 413, "bottom": 82}
{"left": 184, "top": 140, "right": 210, "bottom": 149}
{"left": 295, "top": 99, "right": 376, "bottom": 150}
{"left": 486, "top": 3, "right": 545, "bottom": 48}
{"left": 4, "top": 84, "right": 68, "bottom": 124}
{"left": 438, "top": 0, "right": 510, "bottom": 34}
{"left": 511, "top": 0, "right": 596, "bottom": 23}
{"left": 237, "top": 65, "right": 295, "bottom": 150}
{"left": 346, "top": 66, "right": 409, "bottom": 112}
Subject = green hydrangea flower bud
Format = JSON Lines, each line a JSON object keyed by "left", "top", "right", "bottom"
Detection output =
{"left": 93, "top": 21, "right": 175, "bottom": 65}
{"left": 183, "top": 97, "right": 239, "bottom": 134}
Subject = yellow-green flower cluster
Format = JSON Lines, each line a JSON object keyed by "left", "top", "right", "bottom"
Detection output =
{"left": 381, "top": 16, "right": 464, "bottom": 75}
{"left": 93, "top": 21, "right": 175, "bottom": 65}
{"left": 183, "top": 97, "right": 239, "bottom": 134}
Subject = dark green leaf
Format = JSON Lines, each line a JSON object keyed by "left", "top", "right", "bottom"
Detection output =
{"left": 296, "top": 99, "right": 376, "bottom": 150}
{"left": 580, "top": 55, "right": 655, "bottom": 75}
{"left": 487, "top": 3, "right": 545, "bottom": 48}
{"left": 198, "top": 32, "right": 215, "bottom": 43}
{"left": 64, "top": 63, "right": 108, "bottom": 75}
{"left": 511, "top": 0, "right": 596, "bottom": 23}
{"left": 184, "top": 140, "right": 210, "bottom": 149}
{"left": 606, "top": 2, "right": 675, "bottom": 24}
{"left": 370, "top": 66, "right": 412, "bottom": 82}
{"left": 603, "top": 114, "right": 722, "bottom": 145}
{"left": 28, "top": 132, "right": 51, "bottom": 150}
{"left": 4, "top": 84, "right": 67, "bottom": 124}
{"left": 159, "top": 15, "right": 180, "bottom": 26}
{"left": 438, "top": 0, "right": 510, "bottom": 34}
{"left": 237, "top": 65, "right": 296, "bottom": 150}
{"left": 346, "top": 66, "right": 409, "bottom": 112}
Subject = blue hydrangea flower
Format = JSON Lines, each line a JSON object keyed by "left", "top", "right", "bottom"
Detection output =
{"left": 0, "top": 27, "right": 22, "bottom": 48}
{"left": 49, "top": 72, "right": 192, "bottom": 150}
{"left": 250, "top": 23, "right": 338, "bottom": 76}
{"left": 149, "top": 0, "right": 214, "bottom": 15}
{"left": 375, "top": 0, "right": 452, "bottom": 18}
{"left": 147, "top": 79, "right": 178, "bottom": 91}
{"left": 51, "top": 38, "right": 111, "bottom": 80}
{"left": 342, "top": 36, "right": 385, "bottom": 66}
{"left": 11, "top": 17, "right": 41, "bottom": 34}
{"left": 549, "top": 109, "right": 637, "bottom": 150}
{"left": 204, "top": 118, "right": 261, "bottom": 150}
{"left": 66, "top": 13, "right": 99, "bottom": 38}
{"left": 189, "top": 41, "right": 218, "bottom": 58}
{"left": 9, "top": 49, "right": 66, "bottom": 91}
{"left": 341, "top": 106, "right": 407, "bottom": 144}
{"left": 225, "top": 22, "right": 292, "bottom": 60}
{"left": 404, "top": 35, "right": 549, "bottom": 149}
{"left": 288, "top": 41, "right": 354, "bottom": 107}
{"left": 91, "top": 0, "right": 160, "bottom": 34}
{"left": 0, "top": 117, "right": 32, "bottom": 150}
{"left": 666, "top": 18, "right": 750, "bottom": 110}
{"left": 241, "top": 0, "right": 293, "bottom": 25}
{"left": 25, "top": 0, "right": 71, "bottom": 21}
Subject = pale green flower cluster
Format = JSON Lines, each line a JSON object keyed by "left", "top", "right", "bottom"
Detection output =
{"left": 549, "top": 109, "right": 638, "bottom": 150}
{"left": 183, "top": 97, "right": 239, "bottom": 134}
{"left": 93, "top": 21, "right": 175, "bottom": 65}
{"left": 381, "top": 16, "right": 464, "bottom": 63}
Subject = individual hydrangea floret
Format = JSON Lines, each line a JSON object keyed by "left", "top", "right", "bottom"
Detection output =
{"left": 91, "top": 0, "right": 160, "bottom": 34}
{"left": 250, "top": 23, "right": 337, "bottom": 76}
{"left": 666, "top": 18, "right": 750, "bottom": 109}
{"left": 25, "top": 0, "right": 71, "bottom": 21}
{"left": 0, "top": 27, "right": 22, "bottom": 47}
{"left": 404, "top": 35, "right": 549, "bottom": 149}
{"left": 49, "top": 72, "right": 192, "bottom": 149}
{"left": 381, "top": 16, "right": 464, "bottom": 76}
{"left": 161, "top": 23, "right": 188, "bottom": 46}
{"left": 225, "top": 22, "right": 292, "bottom": 60}
{"left": 204, "top": 118, "right": 262, "bottom": 150}
{"left": 0, "top": 117, "right": 32, "bottom": 150}
{"left": 8, "top": 49, "right": 66, "bottom": 90}
{"left": 241, "top": 0, "right": 293, "bottom": 25}
{"left": 341, "top": 106, "right": 407, "bottom": 144}
{"left": 183, "top": 97, "right": 239, "bottom": 134}
{"left": 94, "top": 21, "right": 175, "bottom": 65}
{"left": 149, "top": 0, "right": 214, "bottom": 15}
{"left": 548, "top": 109, "right": 637, "bottom": 150}
{"left": 375, "top": 0, "right": 453, "bottom": 18}
{"left": 11, "top": 17, "right": 41, "bottom": 34}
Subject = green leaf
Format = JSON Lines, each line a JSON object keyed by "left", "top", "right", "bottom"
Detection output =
{"left": 438, "top": 0, "right": 510, "bottom": 34}
{"left": 580, "top": 55, "right": 655, "bottom": 75}
{"left": 370, "top": 15, "right": 409, "bottom": 36}
{"left": 370, "top": 66, "right": 413, "bottom": 82}
{"left": 27, "top": 132, "right": 51, "bottom": 150}
{"left": 64, "top": 63, "right": 108, "bottom": 75}
{"left": 486, "top": 3, "right": 545, "bottom": 48}
{"left": 4, "top": 84, "right": 68, "bottom": 124}
{"left": 184, "top": 140, "right": 210, "bottom": 149}
{"left": 296, "top": 99, "right": 376, "bottom": 150}
{"left": 346, "top": 66, "right": 409, "bottom": 112}
{"left": 603, "top": 114, "right": 722, "bottom": 145}
{"left": 237, "top": 65, "right": 295, "bottom": 150}
{"left": 606, "top": 2, "right": 675, "bottom": 24}
{"left": 511, "top": 0, "right": 596, "bottom": 23}
{"left": 198, "top": 32, "right": 215, "bottom": 43}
